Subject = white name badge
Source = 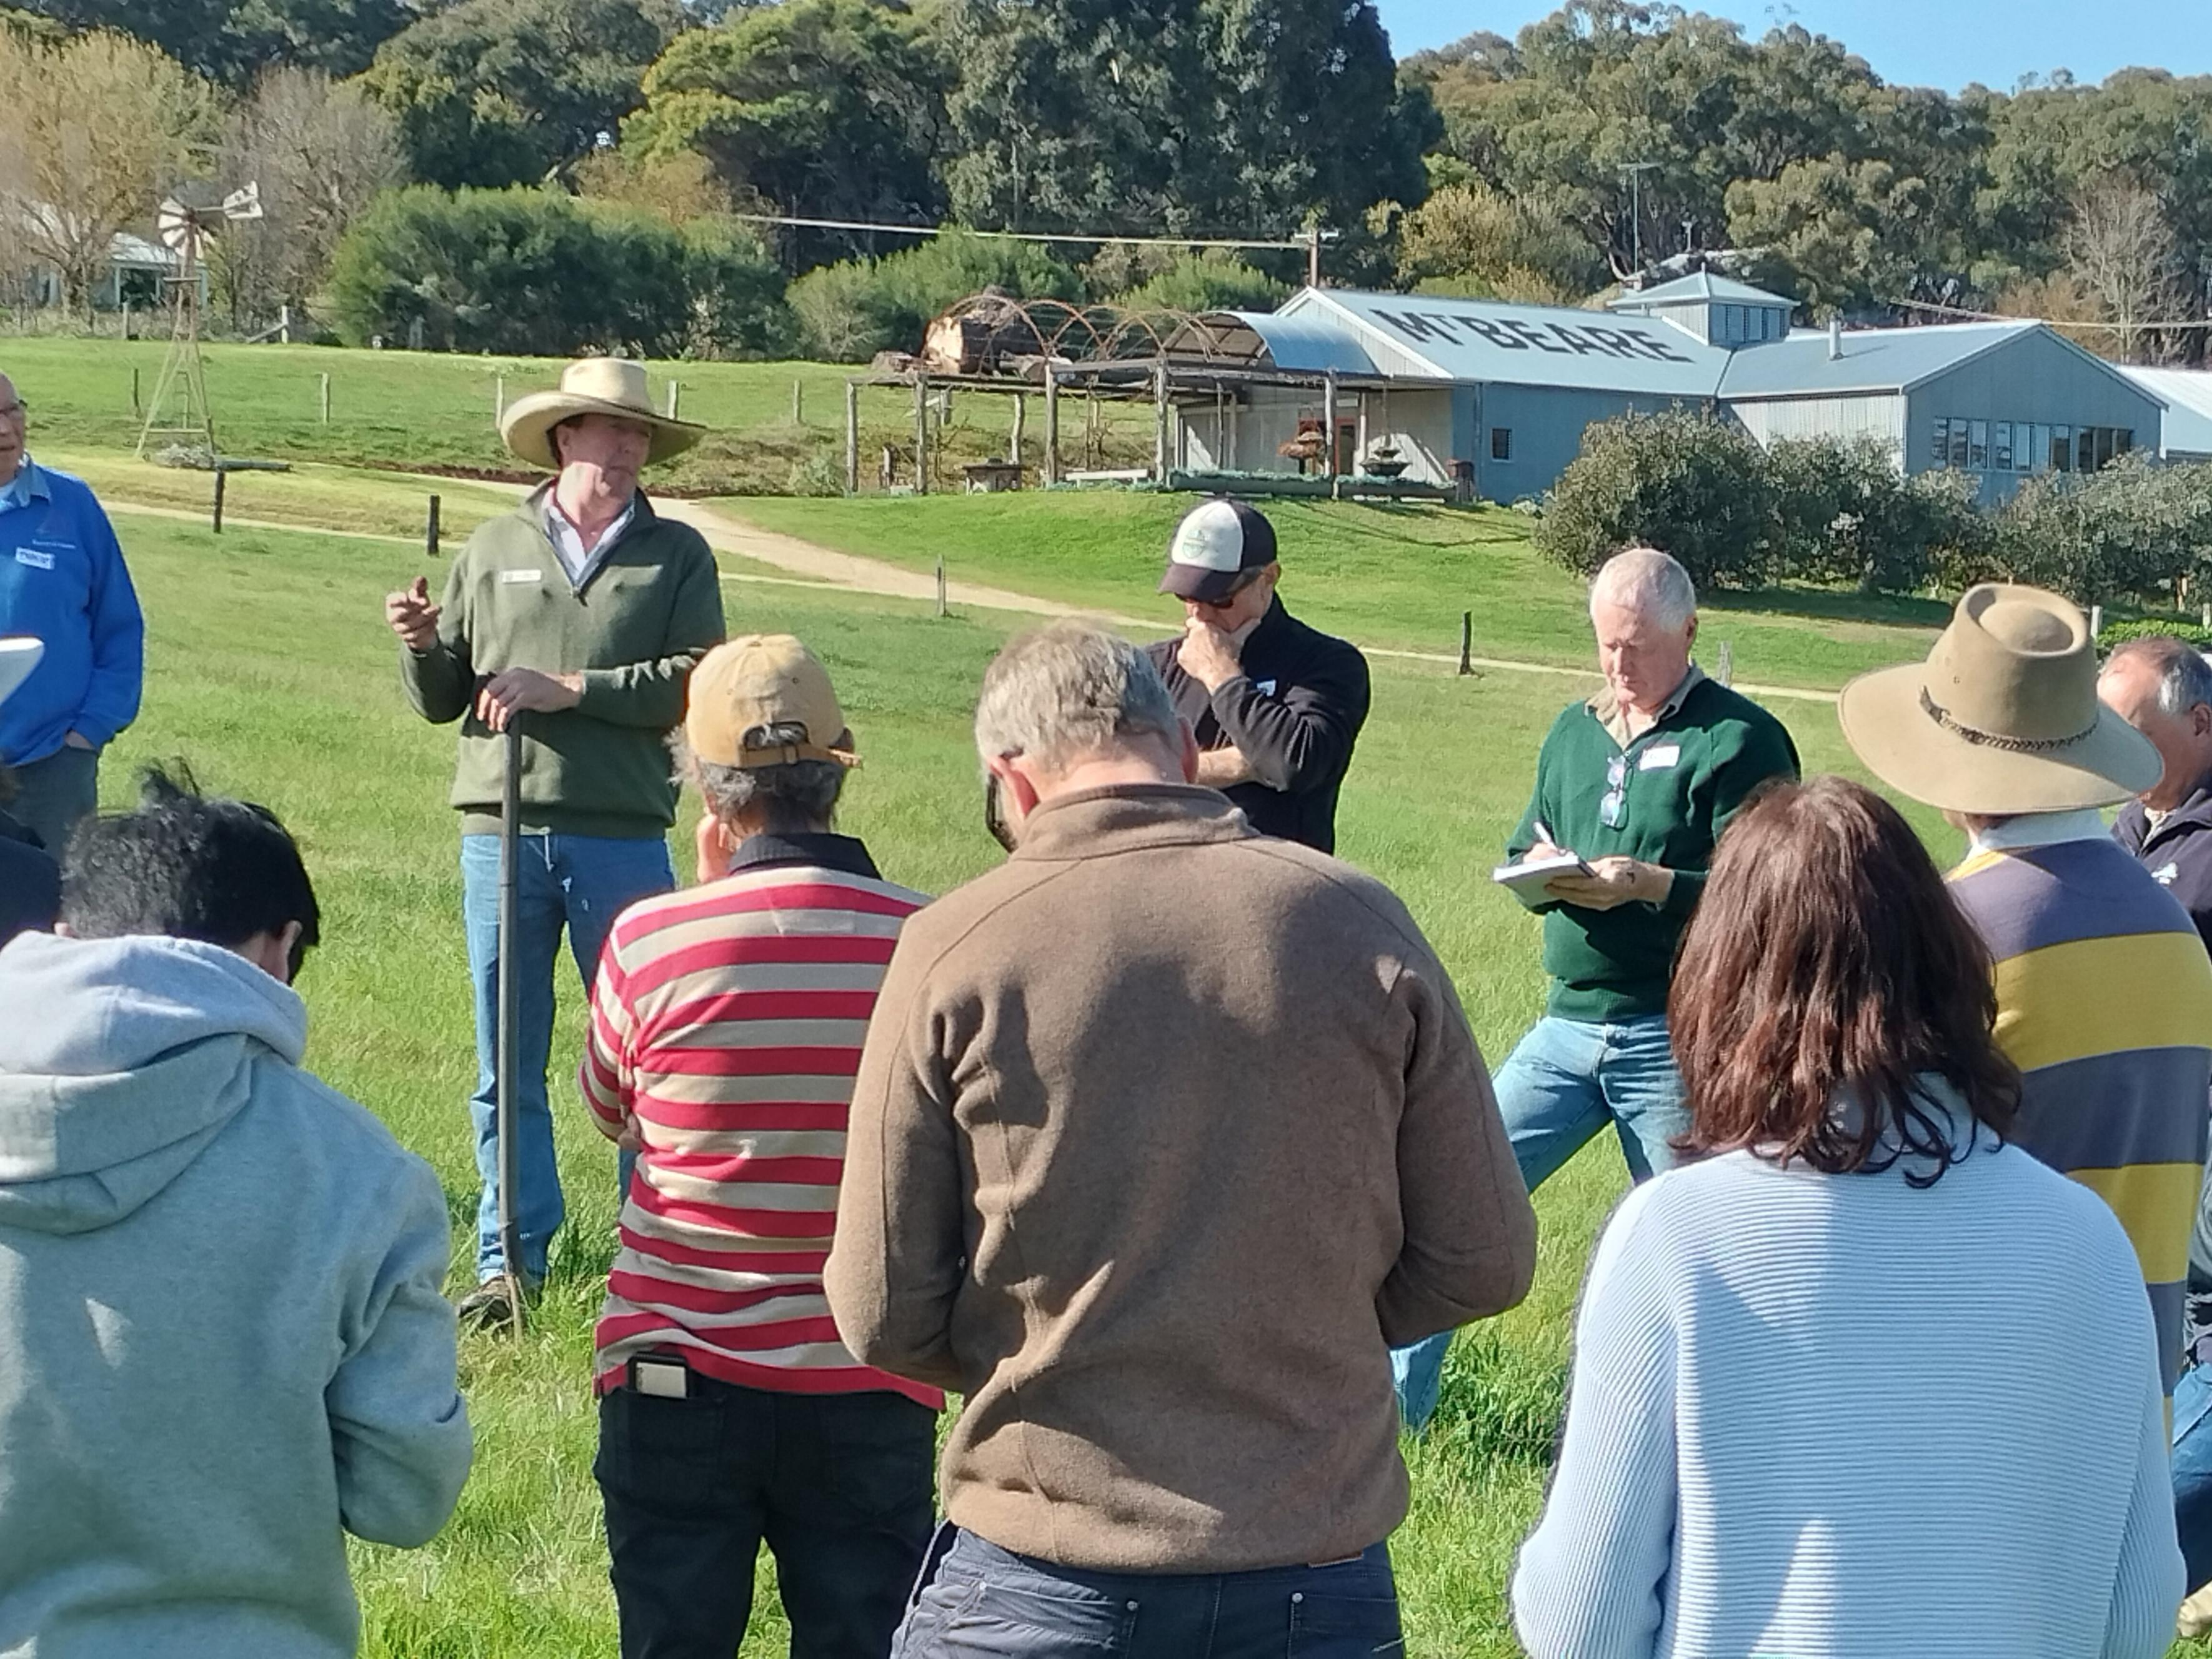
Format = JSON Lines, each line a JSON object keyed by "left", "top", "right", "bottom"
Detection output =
{"left": 499, "top": 568, "right": 543, "bottom": 584}
{"left": 1254, "top": 678, "right": 1278, "bottom": 696}
{"left": 14, "top": 547, "right": 54, "bottom": 570}
{"left": 1638, "top": 744, "right": 1681, "bottom": 771}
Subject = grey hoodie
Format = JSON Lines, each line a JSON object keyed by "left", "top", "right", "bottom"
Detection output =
{"left": 0, "top": 932, "right": 472, "bottom": 1657}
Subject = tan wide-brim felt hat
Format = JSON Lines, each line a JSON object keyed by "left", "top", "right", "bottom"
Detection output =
{"left": 497, "top": 356, "right": 706, "bottom": 471}
{"left": 1838, "top": 582, "right": 2160, "bottom": 815}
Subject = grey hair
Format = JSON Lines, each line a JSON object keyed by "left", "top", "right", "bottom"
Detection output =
{"left": 1590, "top": 547, "right": 1697, "bottom": 632}
{"left": 2106, "top": 635, "right": 2212, "bottom": 719}
{"left": 671, "top": 726, "right": 844, "bottom": 833}
{"left": 974, "top": 621, "right": 1181, "bottom": 774}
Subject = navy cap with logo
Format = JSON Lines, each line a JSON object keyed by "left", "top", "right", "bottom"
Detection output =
{"left": 1159, "top": 497, "right": 1278, "bottom": 602}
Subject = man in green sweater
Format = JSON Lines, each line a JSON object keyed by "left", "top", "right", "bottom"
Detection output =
{"left": 1393, "top": 547, "right": 1798, "bottom": 1427}
{"left": 384, "top": 358, "right": 725, "bottom": 1327}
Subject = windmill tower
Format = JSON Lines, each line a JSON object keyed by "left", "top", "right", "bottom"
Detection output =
{"left": 136, "top": 181, "right": 262, "bottom": 461}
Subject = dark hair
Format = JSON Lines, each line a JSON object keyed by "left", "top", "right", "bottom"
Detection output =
{"left": 61, "top": 764, "right": 321, "bottom": 979}
{"left": 673, "top": 723, "right": 845, "bottom": 835}
{"left": 1668, "top": 774, "right": 2019, "bottom": 1185}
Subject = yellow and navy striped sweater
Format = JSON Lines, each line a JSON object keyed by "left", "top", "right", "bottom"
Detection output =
{"left": 1950, "top": 836, "right": 2212, "bottom": 1393}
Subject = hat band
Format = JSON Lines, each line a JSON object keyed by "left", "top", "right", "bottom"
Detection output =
{"left": 1918, "top": 687, "right": 2096, "bottom": 754}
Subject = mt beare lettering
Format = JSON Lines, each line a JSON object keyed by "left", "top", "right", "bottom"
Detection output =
{"left": 1371, "top": 308, "right": 1693, "bottom": 364}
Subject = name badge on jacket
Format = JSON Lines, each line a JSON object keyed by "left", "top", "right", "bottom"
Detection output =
{"left": 1254, "top": 679, "right": 1278, "bottom": 696}
{"left": 1638, "top": 744, "right": 1681, "bottom": 771}
{"left": 13, "top": 547, "right": 54, "bottom": 570}
{"left": 499, "top": 568, "right": 544, "bottom": 584}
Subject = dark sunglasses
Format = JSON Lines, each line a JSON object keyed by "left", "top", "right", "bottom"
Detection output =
{"left": 1192, "top": 576, "right": 1261, "bottom": 611}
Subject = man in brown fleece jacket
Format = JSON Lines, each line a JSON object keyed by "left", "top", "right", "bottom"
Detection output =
{"left": 825, "top": 621, "right": 1537, "bottom": 1658}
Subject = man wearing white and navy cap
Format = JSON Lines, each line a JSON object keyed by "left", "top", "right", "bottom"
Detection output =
{"left": 1145, "top": 498, "right": 1370, "bottom": 854}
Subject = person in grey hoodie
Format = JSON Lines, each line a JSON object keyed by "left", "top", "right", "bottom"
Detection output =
{"left": 0, "top": 767, "right": 472, "bottom": 1657}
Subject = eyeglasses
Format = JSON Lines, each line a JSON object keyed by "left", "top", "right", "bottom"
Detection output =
{"left": 1193, "top": 575, "right": 1261, "bottom": 610}
{"left": 0, "top": 401, "right": 24, "bottom": 423}
{"left": 1599, "top": 754, "right": 1629, "bottom": 828}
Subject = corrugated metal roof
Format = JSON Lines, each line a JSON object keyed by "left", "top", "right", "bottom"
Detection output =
{"left": 1715, "top": 321, "right": 2035, "bottom": 397}
{"left": 1210, "top": 307, "right": 1384, "bottom": 377}
{"left": 1285, "top": 287, "right": 1727, "bottom": 398}
{"left": 2119, "top": 366, "right": 2212, "bottom": 457}
{"left": 1609, "top": 272, "right": 1793, "bottom": 309}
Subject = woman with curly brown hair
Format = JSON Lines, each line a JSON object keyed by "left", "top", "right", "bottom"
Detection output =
{"left": 1510, "top": 775, "right": 2183, "bottom": 1659}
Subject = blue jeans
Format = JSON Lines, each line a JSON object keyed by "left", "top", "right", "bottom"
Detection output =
{"left": 1390, "top": 1012, "right": 1686, "bottom": 1430}
{"left": 2176, "top": 1358, "right": 2212, "bottom": 1591}
{"left": 892, "top": 1527, "right": 1400, "bottom": 1658}
{"left": 461, "top": 832, "right": 673, "bottom": 1283}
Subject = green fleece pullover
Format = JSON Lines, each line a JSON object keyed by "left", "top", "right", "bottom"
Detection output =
{"left": 1507, "top": 673, "right": 1799, "bottom": 1022}
{"left": 399, "top": 487, "right": 724, "bottom": 839}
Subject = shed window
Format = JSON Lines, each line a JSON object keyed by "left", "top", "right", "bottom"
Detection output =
{"left": 1993, "top": 422, "right": 2013, "bottom": 471}
{"left": 2051, "top": 426, "right": 2072, "bottom": 471}
{"left": 2032, "top": 425, "right": 2051, "bottom": 472}
{"left": 1968, "top": 421, "right": 1989, "bottom": 469}
{"left": 1490, "top": 427, "right": 1512, "bottom": 461}
{"left": 1950, "top": 421, "right": 1970, "bottom": 469}
{"left": 1931, "top": 417, "right": 1951, "bottom": 467}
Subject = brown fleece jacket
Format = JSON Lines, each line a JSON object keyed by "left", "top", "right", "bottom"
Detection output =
{"left": 824, "top": 784, "right": 1537, "bottom": 1573}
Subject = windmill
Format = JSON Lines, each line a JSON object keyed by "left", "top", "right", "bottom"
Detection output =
{"left": 136, "top": 181, "right": 263, "bottom": 460}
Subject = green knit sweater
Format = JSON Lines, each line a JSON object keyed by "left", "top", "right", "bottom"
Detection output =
{"left": 399, "top": 488, "right": 725, "bottom": 839}
{"left": 1508, "top": 675, "right": 1799, "bottom": 1022}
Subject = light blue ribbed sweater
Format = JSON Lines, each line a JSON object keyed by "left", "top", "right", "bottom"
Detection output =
{"left": 1513, "top": 1103, "right": 2183, "bottom": 1659}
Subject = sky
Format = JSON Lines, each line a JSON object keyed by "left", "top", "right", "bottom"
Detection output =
{"left": 1374, "top": 1, "right": 2212, "bottom": 92}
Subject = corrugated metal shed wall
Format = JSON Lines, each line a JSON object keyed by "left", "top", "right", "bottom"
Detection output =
{"left": 1730, "top": 394, "right": 1905, "bottom": 454}
{"left": 1475, "top": 385, "right": 1704, "bottom": 504}
{"left": 1904, "top": 331, "right": 2164, "bottom": 504}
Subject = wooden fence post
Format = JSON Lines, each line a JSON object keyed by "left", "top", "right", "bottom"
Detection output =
{"left": 319, "top": 372, "right": 331, "bottom": 425}
{"left": 1010, "top": 393, "right": 1025, "bottom": 469}
{"left": 426, "top": 494, "right": 442, "bottom": 559}
{"left": 936, "top": 555, "right": 947, "bottom": 618}
{"left": 1043, "top": 368, "right": 1059, "bottom": 486}
{"left": 793, "top": 379, "right": 805, "bottom": 426}
{"left": 1458, "top": 612, "right": 1473, "bottom": 675}
{"left": 665, "top": 381, "right": 680, "bottom": 419}
{"left": 1153, "top": 361, "right": 1170, "bottom": 482}
{"left": 495, "top": 374, "right": 506, "bottom": 421}
{"left": 914, "top": 372, "right": 930, "bottom": 496}
{"left": 844, "top": 381, "right": 860, "bottom": 496}
{"left": 211, "top": 468, "right": 226, "bottom": 534}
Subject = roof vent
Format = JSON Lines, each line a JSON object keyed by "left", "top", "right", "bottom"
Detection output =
{"left": 1828, "top": 316, "right": 1843, "bottom": 361}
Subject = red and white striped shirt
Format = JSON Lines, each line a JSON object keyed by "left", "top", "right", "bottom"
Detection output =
{"left": 579, "top": 835, "right": 939, "bottom": 1407}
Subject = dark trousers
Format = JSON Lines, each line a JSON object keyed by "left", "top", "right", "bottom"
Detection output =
{"left": 596, "top": 1371, "right": 938, "bottom": 1659}
{"left": 892, "top": 1526, "right": 1402, "bottom": 1658}
{"left": 9, "top": 744, "right": 96, "bottom": 859}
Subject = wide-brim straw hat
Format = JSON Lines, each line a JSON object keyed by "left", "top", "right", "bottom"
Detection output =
{"left": 497, "top": 356, "right": 706, "bottom": 471}
{"left": 1839, "top": 582, "right": 2159, "bottom": 815}
{"left": 0, "top": 637, "right": 41, "bottom": 708}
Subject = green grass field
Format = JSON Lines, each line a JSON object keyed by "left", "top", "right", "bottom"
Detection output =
{"left": 721, "top": 492, "right": 1951, "bottom": 690}
{"left": 0, "top": 337, "right": 1150, "bottom": 498}
{"left": 17, "top": 333, "right": 2203, "bottom": 1655}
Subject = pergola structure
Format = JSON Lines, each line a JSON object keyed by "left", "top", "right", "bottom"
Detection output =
{"left": 840, "top": 293, "right": 1404, "bottom": 495}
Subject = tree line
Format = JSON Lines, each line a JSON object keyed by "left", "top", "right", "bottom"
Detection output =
{"left": 3, "top": 0, "right": 2210, "bottom": 365}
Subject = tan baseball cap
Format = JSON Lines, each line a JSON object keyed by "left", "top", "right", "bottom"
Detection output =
{"left": 685, "top": 635, "right": 858, "bottom": 769}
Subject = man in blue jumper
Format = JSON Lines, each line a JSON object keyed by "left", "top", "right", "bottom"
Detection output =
{"left": 0, "top": 370, "right": 144, "bottom": 854}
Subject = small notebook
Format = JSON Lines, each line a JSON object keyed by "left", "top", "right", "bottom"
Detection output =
{"left": 1491, "top": 852, "right": 1595, "bottom": 907}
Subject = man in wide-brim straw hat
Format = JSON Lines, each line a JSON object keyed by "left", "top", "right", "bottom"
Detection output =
{"left": 1841, "top": 583, "right": 2212, "bottom": 1418}
{"left": 382, "top": 357, "right": 725, "bottom": 1329}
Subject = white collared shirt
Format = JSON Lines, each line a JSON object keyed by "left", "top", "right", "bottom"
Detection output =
{"left": 543, "top": 495, "right": 635, "bottom": 587}
{"left": 1966, "top": 807, "right": 2111, "bottom": 854}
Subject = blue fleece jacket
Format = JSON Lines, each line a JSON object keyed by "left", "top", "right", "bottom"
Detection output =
{"left": 0, "top": 932, "right": 472, "bottom": 1657}
{"left": 0, "top": 459, "right": 144, "bottom": 764}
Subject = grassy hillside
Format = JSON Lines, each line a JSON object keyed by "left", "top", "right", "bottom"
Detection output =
{"left": 722, "top": 491, "right": 1950, "bottom": 689}
{"left": 1, "top": 337, "right": 1150, "bottom": 497}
